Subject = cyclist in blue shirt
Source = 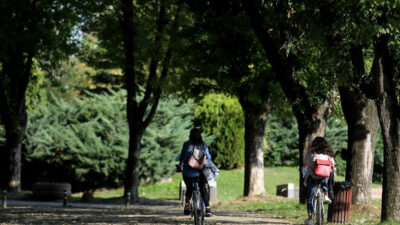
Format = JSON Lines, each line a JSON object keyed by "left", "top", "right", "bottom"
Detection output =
{"left": 179, "top": 128, "right": 213, "bottom": 217}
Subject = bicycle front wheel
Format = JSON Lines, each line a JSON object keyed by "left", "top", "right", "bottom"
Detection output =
{"left": 315, "top": 192, "right": 324, "bottom": 225}
{"left": 200, "top": 200, "right": 205, "bottom": 225}
{"left": 193, "top": 192, "right": 201, "bottom": 225}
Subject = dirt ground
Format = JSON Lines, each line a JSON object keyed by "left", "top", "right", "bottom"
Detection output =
{"left": 0, "top": 199, "right": 294, "bottom": 225}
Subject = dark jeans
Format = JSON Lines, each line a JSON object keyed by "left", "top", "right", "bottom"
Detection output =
{"left": 307, "top": 176, "right": 329, "bottom": 214}
{"left": 183, "top": 173, "right": 210, "bottom": 207}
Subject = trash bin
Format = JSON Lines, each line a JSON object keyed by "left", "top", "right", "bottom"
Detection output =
{"left": 328, "top": 181, "right": 353, "bottom": 223}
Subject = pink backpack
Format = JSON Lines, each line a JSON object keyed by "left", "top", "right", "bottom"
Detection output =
{"left": 188, "top": 146, "right": 206, "bottom": 169}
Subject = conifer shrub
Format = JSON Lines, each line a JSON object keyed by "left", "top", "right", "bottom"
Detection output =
{"left": 264, "top": 114, "right": 299, "bottom": 167}
{"left": 23, "top": 90, "right": 128, "bottom": 191}
{"left": 194, "top": 93, "right": 245, "bottom": 169}
{"left": 22, "top": 90, "right": 194, "bottom": 191}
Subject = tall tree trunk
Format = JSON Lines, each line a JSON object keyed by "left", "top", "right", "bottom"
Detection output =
{"left": 295, "top": 100, "right": 331, "bottom": 203}
{"left": 0, "top": 49, "right": 32, "bottom": 192}
{"left": 340, "top": 85, "right": 379, "bottom": 204}
{"left": 124, "top": 126, "right": 144, "bottom": 202}
{"left": 120, "top": 0, "right": 175, "bottom": 203}
{"left": 4, "top": 108, "right": 27, "bottom": 192}
{"left": 373, "top": 34, "right": 400, "bottom": 222}
{"left": 239, "top": 98, "right": 269, "bottom": 196}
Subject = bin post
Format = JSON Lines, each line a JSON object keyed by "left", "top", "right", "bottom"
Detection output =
{"left": 328, "top": 185, "right": 352, "bottom": 223}
{"left": 208, "top": 182, "right": 217, "bottom": 204}
{"left": 125, "top": 192, "right": 131, "bottom": 207}
{"left": 2, "top": 190, "right": 6, "bottom": 208}
{"left": 63, "top": 190, "right": 68, "bottom": 207}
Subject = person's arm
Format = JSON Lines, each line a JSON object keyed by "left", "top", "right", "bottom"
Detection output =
{"left": 330, "top": 157, "right": 336, "bottom": 172}
{"left": 304, "top": 151, "right": 313, "bottom": 168}
{"left": 204, "top": 145, "right": 212, "bottom": 160}
{"left": 179, "top": 142, "right": 190, "bottom": 162}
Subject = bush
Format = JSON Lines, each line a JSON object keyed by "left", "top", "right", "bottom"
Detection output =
{"left": 264, "top": 113, "right": 298, "bottom": 167}
{"left": 24, "top": 90, "right": 128, "bottom": 191}
{"left": 23, "top": 90, "right": 195, "bottom": 191}
{"left": 194, "top": 93, "right": 244, "bottom": 169}
{"left": 139, "top": 97, "right": 195, "bottom": 184}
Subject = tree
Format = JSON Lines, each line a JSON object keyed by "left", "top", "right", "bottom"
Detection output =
{"left": 302, "top": 0, "right": 380, "bottom": 205}
{"left": 82, "top": 0, "right": 182, "bottom": 202}
{"left": 241, "top": 0, "right": 336, "bottom": 202}
{"left": 180, "top": 0, "right": 284, "bottom": 196}
{"left": 0, "top": 0, "right": 85, "bottom": 191}
{"left": 370, "top": 6, "right": 400, "bottom": 221}
{"left": 310, "top": 0, "right": 400, "bottom": 220}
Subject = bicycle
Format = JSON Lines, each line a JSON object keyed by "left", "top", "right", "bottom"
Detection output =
{"left": 191, "top": 180, "right": 205, "bottom": 225}
{"left": 313, "top": 182, "right": 325, "bottom": 225}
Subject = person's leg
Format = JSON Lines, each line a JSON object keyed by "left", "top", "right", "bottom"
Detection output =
{"left": 199, "top": 173, "right": 210, "bottom": 207}
{"left": 199, "top": 173, "right": 213, "bottom": 216}
{"left": 321, "top": 177, "right": 329, "bottom": 193}
{"left": 183, "top": 176, "right": 194, "bottom": 204}
{"left": 321, "top": 177, "right": 332, "bottom": 203}
{"left": 307, "top": 177, "right": 318, "bottom": 220}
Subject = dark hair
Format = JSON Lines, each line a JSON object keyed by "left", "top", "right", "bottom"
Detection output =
{"left": 189, "top": 128, "right": 204, "bottom": 145}
{"left": 309, "top": 136, "right": 334, "bottom": 157}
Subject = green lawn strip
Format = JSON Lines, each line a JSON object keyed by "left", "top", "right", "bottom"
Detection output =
{"left": 87, "top": 167, "right": 379, "bottom": 201}
{"left": 138, "top": 173, "right": 181, "bottom": 200}
{"left": 217, "top": 198, "right": 305, "bottom": 223}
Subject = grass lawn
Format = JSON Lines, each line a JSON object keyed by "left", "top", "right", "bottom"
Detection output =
{"left": 87, "top": 167, "right": 385, "bottom": 225}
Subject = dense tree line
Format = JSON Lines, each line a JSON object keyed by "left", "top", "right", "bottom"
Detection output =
{"left": 1, "top": 0, "right": 400, "bottom": 222}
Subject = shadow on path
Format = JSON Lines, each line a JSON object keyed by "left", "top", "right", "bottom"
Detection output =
{"left": 0, "top": 200, "right": 294, "bottom": 225}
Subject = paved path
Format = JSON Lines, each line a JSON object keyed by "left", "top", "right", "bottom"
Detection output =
{"left": 0, "top": 200, "right": 294, "bottom": 225}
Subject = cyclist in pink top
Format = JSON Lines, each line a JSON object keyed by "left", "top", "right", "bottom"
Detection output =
{"left": 303, "top": 137, "right": 336, "bottom": 225}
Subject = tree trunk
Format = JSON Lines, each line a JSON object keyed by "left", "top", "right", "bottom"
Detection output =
{"left": 295, "top": 100, "right": 331, "bottom": 203}
{"left": 0, "top": 49, "right": 32, "bottom": 192}
{"left": 4, "top": 109, "right": 27, "bottom": 192}
{"left": 124, "top": 126, "right": 144, "bottom": 202}
{"left": 340, "top": 85, "right": 379, "bottom": 204}
{"left": 239, "top": 98, "right": 269, "bottom": 196}
{"left": 373, "top": 34, "right": 400, "bottom": 222}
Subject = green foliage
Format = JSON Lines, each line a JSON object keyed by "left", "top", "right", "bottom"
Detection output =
{"left": 325, "top": 118, "right": 348, "bottom": 176}
{"left": 26, "top": 59, "right": 48, "bottom": 112}
{"left": 24, "top": 90, "right": 128, "bottom": 191}
{"left": 139, "top": 97, "right": 195, "bottom": 184}
{"left": 265, "top": 113, "right": 348, "bottom": 171}
{"left": 23, "top": 90, "right": 195, "bottom": 191}
{"left": 194, "top": 93, "right": 244, "bottom": 169}
{"left": 265, "top": 114, "right": 299, "bottom": 167}
{"left": 80, "top": 0, "right": 183, "bottom": 91}
{"left": 373, "top": 129, "right": 384, "bottom": 183}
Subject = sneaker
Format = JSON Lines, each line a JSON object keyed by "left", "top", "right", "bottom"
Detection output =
{"left": 205, "top": 207, "right": 213, "bottom": 217}
{"left": 324, "top": 195, "right": 332, "bottom": 204}
{"left": 184, "top": 203, "right": 191, "bottom": 215}
{"left": 304, "top": 218, "right": 314, "bottom": 225}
